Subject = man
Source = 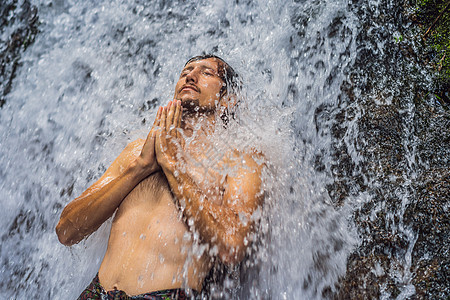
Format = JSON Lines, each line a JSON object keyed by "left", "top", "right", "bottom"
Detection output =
{"left": 56, "top": 55, "right": 264, "bottom": 299}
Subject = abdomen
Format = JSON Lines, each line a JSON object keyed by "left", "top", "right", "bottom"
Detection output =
{"left": 98, "top": 172, "right": 209, "bottom": 294}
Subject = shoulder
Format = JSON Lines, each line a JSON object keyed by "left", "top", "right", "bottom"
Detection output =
{"left": 226, "top": 148, "right": 265, "bottom": 170}
{"left": 220, "top": 148, "right": 265, "bottom": 187}
{"left": 222, "top": 148, "right": 265, "bottom": 206}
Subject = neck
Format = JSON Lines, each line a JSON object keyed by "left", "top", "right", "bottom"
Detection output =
{"left": 181, "top": 109, "right": 216, "bottom": 138}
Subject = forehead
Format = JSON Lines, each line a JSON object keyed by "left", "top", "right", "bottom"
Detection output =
{"left": 182, "top": 58, "right": 220, "bottom": 72}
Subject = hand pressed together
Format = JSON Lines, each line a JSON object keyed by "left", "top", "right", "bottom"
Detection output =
{"left": 155, "top": 100, "right": 184, "bottom": 172}
{"left": 135, "top": 106, "right": 163, "bottom": 176}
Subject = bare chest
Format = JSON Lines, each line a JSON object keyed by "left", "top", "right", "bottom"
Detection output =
{"left": 108, "top": 172, "right": 192, "bottom": 263}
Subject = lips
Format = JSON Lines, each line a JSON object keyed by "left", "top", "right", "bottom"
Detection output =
{"left": 180, "top": 84, "right": 199, "bottom": 93}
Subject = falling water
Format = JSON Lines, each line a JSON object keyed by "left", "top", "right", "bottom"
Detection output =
{"left": 1, "top": 0, "right": 448, "bottom": 299}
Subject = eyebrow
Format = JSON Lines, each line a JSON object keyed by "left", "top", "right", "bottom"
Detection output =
{"left": 182, "top": 65, "right": 217, "bottom": 73}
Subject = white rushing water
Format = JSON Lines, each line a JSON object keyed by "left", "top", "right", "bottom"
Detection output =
{"left": 0, "top": 0, "right": 363, "bottom": 298}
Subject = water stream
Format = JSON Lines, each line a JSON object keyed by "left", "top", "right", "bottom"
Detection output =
{"left": 1, "top": 0, "right": 448, "bottom": 299}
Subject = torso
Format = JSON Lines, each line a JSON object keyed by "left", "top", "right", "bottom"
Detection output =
{"left": 98, "top": 172, "right": 210, "bottom": 295}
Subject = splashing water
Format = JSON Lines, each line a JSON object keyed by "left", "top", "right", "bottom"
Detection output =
{"left": 2, "top": 0, "right": 445, "bottom": 299}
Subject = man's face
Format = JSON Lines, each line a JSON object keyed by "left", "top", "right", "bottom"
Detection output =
{"left": 174, "top": 58, "right": 224, "bottom": 111}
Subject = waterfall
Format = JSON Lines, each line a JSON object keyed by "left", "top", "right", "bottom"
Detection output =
{"left": 1, "top": 0, "right": 448, "bottom": 299}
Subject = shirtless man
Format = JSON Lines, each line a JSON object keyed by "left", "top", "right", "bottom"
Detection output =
{"left": 56, "top": 55, "right": 264, "bottom": 299}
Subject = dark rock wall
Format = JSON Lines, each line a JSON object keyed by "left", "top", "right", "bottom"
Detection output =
{"left": 0, "top": 0, "right": 39, "bottom": 108}
{"left": 406, "top": 95, "right": 449, "bottom": 299}
{"left": 332, "top": 0, "right": 449, "bottom": 298}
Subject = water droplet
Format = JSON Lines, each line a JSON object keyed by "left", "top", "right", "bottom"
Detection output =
{"left": 138, "top": 275, "right": 144, "bottom": 288}
{"left": 140, "top": 234, "right": 146, "bottom": 240}
{"left": 183, "top": 232, "right": 191, "bottom": 241}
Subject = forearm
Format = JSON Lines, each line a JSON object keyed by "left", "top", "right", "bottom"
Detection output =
{"left": 154, "top": 101, "right": 259, "bottom": 263}
{"left": 56, "top": 158, "right": 152, "bottom": 245}
{"left": 162, "top": 166, "right": 247, "bottom": 263}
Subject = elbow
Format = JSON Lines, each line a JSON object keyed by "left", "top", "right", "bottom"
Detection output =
{"left": 217, "top": 235, "right": 247, "bottom": 266}
{"left": 219, "top": 250, "right": 244, "bottom": 266}
{"left": 55, "top": 220, "right": 77, "bottom": 246}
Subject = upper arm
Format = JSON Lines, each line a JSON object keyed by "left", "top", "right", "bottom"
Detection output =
{"left": 56, "top": 138, "right": 146, "bottom": 245}
{"left": 222, "top": 151, "right": 265, "bottom": 236}
{"left": 80, "top": 139, "right": 145, "bottom": 195}
{"left": 213, "top": 151, "right": 264, "bottom": 264}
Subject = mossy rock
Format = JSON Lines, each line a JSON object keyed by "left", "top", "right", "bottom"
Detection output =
{"left": 415, "top": 0, "right": 450, "bottom": 104}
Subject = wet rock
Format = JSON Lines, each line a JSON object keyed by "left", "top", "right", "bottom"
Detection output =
{"left": 0, "top": 0, "right": 39, "bottom": 108}
{"left": 406, "top": 96, "right": 450, "bottom": 298}
{"left": 327, "top": 0, "right": 449, "bottom": 298}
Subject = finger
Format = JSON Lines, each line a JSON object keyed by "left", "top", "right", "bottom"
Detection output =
{"left": 177, "top": 101, "right": 182, "bottom": 140}
{"left": 147, "top": 129, "right": 156, "bottom": 148}
{"left": 155, "top": 117, "right": 164, "bottom": 147}
{"left": 153, "top": 106, "right": 162, "bottom": 126}
{"left": 177, "top": 100, "right": 182, "bottom": 126}
{"left": 173, "top": 101, "right": 181, "bottom": 138}
{"left": 158, "top": 122, "right": 168, "bottom": 152}
{"left": 143, "top": 107, "right": 161, "bottom": 147}
{"left": 161, "top": 106, "right": 167, "bottom": 133}
{"left": 166, "top": 101, "right": 175, "bottom": 132}
{"left": 178, "top": 101, "right": 183, "bottom": 142}
{"left": 150, "top": 106, "right": 162, "bottom": 133}
{"left": 173, "top": 100, "right": 180, "bottom": 127}
{"left": 176, "top": 101, "right": 184, "bottom": 145}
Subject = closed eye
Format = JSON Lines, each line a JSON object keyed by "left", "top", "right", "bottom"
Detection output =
{"left": 180, "top": 68, "right": 193, "bottom": 77}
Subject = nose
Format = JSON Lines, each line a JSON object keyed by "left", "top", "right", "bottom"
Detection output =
{"left": 185, "top": 67, "right": 199, "bottom": 83}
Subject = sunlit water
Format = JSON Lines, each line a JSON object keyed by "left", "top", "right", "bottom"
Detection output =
{"left": 0, "top": 0, "right": 427, "bottom": 299}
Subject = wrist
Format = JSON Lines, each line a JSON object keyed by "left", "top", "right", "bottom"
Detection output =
{"left": 133, "top": 156, "right": 159, "bottom": 179}
{"left": 156, "top": 154, "right": 176, "bottom": 173}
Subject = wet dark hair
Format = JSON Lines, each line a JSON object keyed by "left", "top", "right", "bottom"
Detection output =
{"left": 184, "top": 54, "right": 241, "bottom": 99}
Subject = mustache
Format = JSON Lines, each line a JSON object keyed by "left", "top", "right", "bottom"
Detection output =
{"left": 178, "top": 84, "right": 200, "bottom": 93}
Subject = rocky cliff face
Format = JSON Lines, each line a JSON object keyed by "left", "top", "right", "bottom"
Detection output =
{"left": 1, "top": 0, "right": 39, "bottom": 108}
{"left": 331, "top": 0, "right": 449, "bottom": 298}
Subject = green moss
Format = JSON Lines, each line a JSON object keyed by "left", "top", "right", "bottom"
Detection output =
{"left": 416, "top": 0, "right": 450, "bottom": 101}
